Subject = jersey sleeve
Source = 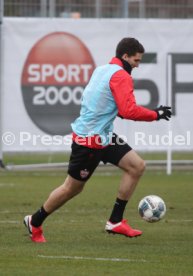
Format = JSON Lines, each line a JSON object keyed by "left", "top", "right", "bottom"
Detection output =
{"left": 110, "top": 70, "right": 158, "bottom": 121}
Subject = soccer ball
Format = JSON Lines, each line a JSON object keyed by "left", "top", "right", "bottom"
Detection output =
{"left": 138, "top": 195, "right": 166, "bottom": 222}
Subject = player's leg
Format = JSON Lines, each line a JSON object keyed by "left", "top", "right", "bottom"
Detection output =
{"left": 103, "top": 134, "right": 145, "bottom": 237}
{"left": 24, "top": 141, "right": 101, "bottom": 243}
{"left": 24, "top": 175, "right": 85, "bottom": 243}
{"left": 30, "top": 175, "right": 85, "bottom": 229}
{"left": 43, "top": 175, "right": 85, "bottom": 213}
{"left": 117, "top": 149, "right": 145, "bottom": 201}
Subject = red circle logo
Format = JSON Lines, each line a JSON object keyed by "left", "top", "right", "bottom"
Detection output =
{"left": 21, "top": 32, "right": 95, "bottom": 135}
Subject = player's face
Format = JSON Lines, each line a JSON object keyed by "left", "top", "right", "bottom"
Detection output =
{"left": 125, "top": 53, "right": 143, "bottom": 68}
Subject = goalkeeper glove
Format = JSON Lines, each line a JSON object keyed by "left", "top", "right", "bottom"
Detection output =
{"left": 155, "top": 105, "right": 172, "bottom": 121}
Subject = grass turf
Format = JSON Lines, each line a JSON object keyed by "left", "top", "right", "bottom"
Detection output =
{"left": 0, "top": 169, "right": 193, "bottom": 275}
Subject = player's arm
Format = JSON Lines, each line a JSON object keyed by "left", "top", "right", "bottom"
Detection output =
{"left": 110, "top": 70, "right": 171, "bottom": 121}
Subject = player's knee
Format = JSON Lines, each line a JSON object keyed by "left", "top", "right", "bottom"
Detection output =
{"left": 132, "top": 159, "right": 146, "bottom": 177}
{"left": 139, "top": 159, "right": 146, "bottom": 175}
{"left": 68, "top": 184, "right": 84, "bottom": 196}
{"left": 76, "top": 184, "right": 84, "bottom": 194}
{"left": 61, "top": 180, "right": 85, "bottom": 198}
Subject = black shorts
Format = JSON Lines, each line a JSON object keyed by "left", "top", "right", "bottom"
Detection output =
{"left": 68, "top": 133, "right": 132, "bottom": 181}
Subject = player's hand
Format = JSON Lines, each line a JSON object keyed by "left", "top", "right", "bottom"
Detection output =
{"left": 155, "top": 105, "right": 172, "bottom": 121}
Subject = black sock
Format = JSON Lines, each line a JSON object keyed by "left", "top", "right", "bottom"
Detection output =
{"left": 31, "top": 206, "right": 49, "bottom": 227}
{"left": 109, "top": 198, "right": 128, "bottom": 223}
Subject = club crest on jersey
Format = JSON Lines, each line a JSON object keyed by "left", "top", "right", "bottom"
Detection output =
{"left": 80, "top": 169, "right": 89, "bottom": 179}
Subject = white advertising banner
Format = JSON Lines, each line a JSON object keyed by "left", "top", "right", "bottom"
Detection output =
{"left": 1, "top": 18, "right": 193, "bottom": 151}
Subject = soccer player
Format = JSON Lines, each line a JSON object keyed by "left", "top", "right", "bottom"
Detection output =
{"left": 24, "top": 37, "right": 171, "bottom": 242}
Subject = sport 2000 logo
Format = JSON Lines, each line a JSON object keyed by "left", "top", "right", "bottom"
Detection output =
{"left": 21, "top": 32, "right": 95, "bottom": 135}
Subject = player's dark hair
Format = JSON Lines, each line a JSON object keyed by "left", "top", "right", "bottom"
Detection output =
{"left": 116, "top": 37, "right": 145, "bottom": 58}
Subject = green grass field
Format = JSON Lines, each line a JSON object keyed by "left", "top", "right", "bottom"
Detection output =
{"left": 0, "top": 168, "right": 193, "bottom": 275}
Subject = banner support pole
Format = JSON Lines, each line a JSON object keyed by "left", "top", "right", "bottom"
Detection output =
{"left": 0, "top": 0, "right": 5, "bottom": 168}
{"left": 166, "top": 54, "right": 172, "bottom": 175}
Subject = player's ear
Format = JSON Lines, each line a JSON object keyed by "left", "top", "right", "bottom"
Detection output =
{"left": 121, "top": 53, "right": 128, "bottom": 60}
